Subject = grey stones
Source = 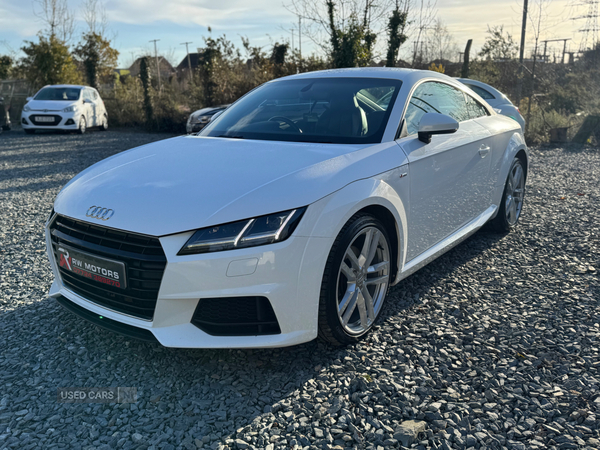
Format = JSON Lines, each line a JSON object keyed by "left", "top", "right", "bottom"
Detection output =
{"left": 1, "top": 138, "right": 600, "bottom": 449}
{"left": 393, "top": 420, "right": 427, "bottom": 447}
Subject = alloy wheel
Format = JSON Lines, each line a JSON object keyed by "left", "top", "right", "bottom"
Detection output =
{"left": 335, "top": 226, "right": 390, "bottom": 335}
{"left": 505, "top": 161, "right": 525, "bottom": 225}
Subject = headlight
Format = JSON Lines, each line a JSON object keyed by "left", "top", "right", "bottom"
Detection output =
{"left": 178, "top": 207, "right": 307, "bottom": 255}
{"left": 23, "top": 105, "right": 31, "bottom": 112}
{"left": 191, "top": 115, "right": 210, "bottom": 124}
{"left": 63, "top": 106, "right": 77, "bottom": 113}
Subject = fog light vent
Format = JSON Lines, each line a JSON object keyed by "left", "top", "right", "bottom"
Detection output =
{"left": 191, "top": 296, "right": 281, "bottom": 336}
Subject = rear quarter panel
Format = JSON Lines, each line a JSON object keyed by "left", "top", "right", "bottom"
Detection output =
{"left": 475, "top": 115, "right": 528, "bottom": 209}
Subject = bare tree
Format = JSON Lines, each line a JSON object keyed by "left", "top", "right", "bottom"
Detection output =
{"left": 525, "top": 0, "right": 558, "bottom": 130}
{"left": 427, "top": 18, "right": 458, "bottom": 62}
{"left": 81, "top": 0, "right": 108, "bottom": 36}
{"left": 410, "top": 0, "right": 437, "bottom": 66}
{"left": 285, "top": 0, "right": 398, "bottom": 56}
{"left": 33, "top": 0, "right": 75, "bottom": 42}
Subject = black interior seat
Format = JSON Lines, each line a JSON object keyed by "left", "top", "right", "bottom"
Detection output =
{"left": 316, "top": 95, "right": 368, "bottom": 137}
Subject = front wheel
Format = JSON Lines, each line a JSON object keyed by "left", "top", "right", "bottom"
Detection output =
{"left": 77, "top": 116, "right": 87, "bottom": 135}
{"left": 318, "top": 214, "right": 392, "bottom": 345}
{"left": 489, "top": 157, "right": 526, "bottom": 232}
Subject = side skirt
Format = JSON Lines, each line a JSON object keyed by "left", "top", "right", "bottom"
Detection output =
{"left": 396, "top": 205, "right": 497, "bottom": 283}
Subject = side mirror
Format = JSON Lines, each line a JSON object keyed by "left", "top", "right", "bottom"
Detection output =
{"left": 209, "top": 110, "right": 224, "bottom": 122}
{"left": 418, "top": 113, "right": 459, "bottom": 143}
{"left": 26, "top": 97, "right": 32, "bottom": 102}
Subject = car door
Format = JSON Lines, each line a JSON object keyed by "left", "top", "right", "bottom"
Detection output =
{"left": 464, "top": 90, "right": 498, "bottom": 208}
{"left": 397, "top": 81, "right": 492, "bottom": 261}
{"left": 86, "top": 89, "right": 98, "bottom": 126}
{"left": 90, "top": 89, "right": 101, "bottom": 125}
{"left": 81, "top": 89, "right": 91, "bottom": 125}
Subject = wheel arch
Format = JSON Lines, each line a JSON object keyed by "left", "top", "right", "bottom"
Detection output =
{"left": 301, "top": 175, "right": 408, "bottom": 285}
{"left": 515, "top": 148, "right": 528, "bottom": 181}
{"left": 356, "top": 204, "right": 400, "bottom": 286}
{"left": 491, "top": 132, "right": 529, "bottom": 212}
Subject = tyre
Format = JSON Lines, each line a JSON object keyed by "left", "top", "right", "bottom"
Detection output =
{"left": 318, "top": 214, "right": 392, "bottom": 345}
{"left": 100, "top": 115, "right": 108, "bottom": 131}
{"left": 78, "top": 116, "right": 87, "bottom": 135}
{"left": 489, "top": 156, "right": 526, "bottom": 232}
{"left": 24, "top": 129, "right": 35, "bottom": 135}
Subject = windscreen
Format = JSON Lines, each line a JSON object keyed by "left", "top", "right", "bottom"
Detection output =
{"left": 201, "top": 78, "right": 402, "bottom": 144}
{"left": 34, "top": 87, "right": 81, "bottom": 101}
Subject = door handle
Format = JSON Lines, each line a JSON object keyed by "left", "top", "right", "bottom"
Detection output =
{"left": 478, "top": 145, "right": 491, "bottom": 158}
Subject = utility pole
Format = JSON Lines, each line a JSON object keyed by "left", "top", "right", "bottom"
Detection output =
{"left": 516, "top": 0, "right": 528, "bottom": 106}
{"left": 180, "top": 41, "right": 193, "bottom": 83}
{"left": 461, "top": 39, "right": 472, "bottom": 78}
{"left": 298, "top": 16, "right": 302, "bottom": 59}
{"left": 149, "top": 39, "right": 161, "bottom": 92}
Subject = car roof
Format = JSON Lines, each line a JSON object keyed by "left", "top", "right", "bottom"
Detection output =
{"left": 39, "top": 85, "right": 93, "bottom": 90}
{"left": 456, "top": 78, "right": 506, "bottom": 99}
{"left": 274, "top": 67, "right": 454, "bottom": 84}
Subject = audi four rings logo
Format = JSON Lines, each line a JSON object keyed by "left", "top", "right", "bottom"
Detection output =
{"left": 86, "top": 206, "right": 114, "bottom": 221}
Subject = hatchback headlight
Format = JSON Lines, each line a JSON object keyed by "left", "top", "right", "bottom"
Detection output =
{"left": 178, "top": 207, "right": 307, "bottom": 255}
{"left": 63, "top": 106, "right": 77, "bottom": 113}
{"left": 23, "top": 105, "right": 31, "bottom": 112}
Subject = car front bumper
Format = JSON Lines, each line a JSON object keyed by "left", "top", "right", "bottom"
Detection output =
{"left": 21, "top": 111, "right": 81, "bottom": 130}
{"left": 45, "top": 215, "right": 333, "bottom": 348}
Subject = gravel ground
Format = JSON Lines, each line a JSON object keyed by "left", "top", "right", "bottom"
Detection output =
{"left": 0, "top": 129, "right": 599, "bottom": 450}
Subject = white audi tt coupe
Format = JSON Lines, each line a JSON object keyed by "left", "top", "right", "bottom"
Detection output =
{"left": 45, "top": 68, "right": 528, "bottom": 348}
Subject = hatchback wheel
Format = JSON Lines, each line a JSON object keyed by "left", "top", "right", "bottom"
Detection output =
{"left": 489, "top": 156, "right": 526, "bottom": 232}
{"left": 318, "top": 214, "right": 391, "bottom": 345}
{"left": 78, "top": 116, "right": 87, "bottom": 135}
{"left": 100, "top": 115, "right": 108, "bottom": 131}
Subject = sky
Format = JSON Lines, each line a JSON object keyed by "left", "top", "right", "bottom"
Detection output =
{"left": 0, "top": 0, "right": 592, "bottom": 68}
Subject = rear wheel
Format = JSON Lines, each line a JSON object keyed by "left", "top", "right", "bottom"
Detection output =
{"left": 100, "top": 115, "right": 108, "bottom": 131}
{"left": 489, "top": 157, "right": 526, "bottom": 232}
{"left": 318, "top": 214, "right": 392, "bottom": 345}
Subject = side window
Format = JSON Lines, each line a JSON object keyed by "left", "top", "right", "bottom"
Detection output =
{"left": 466, "top": 84, "right": 495, "bottom": 100}
{"left": 404, "top": 82, "right": 441, "bottom": 136}
{"left": 464, "top": 93, "right": 490, "bottom": 119}
{"left": 404, "top": 81, "right": 470, "bottom": 135}
{"left": 91, "top": 90, "right": 98, "bottom": 101}
{"left": 82, "top": 90, "right": 90, "bottom": 101}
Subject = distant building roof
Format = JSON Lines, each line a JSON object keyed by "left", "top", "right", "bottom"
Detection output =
{"left": 176, "top": 52, "right": 202, "bottom": 71}
{"left": 128, "top": 57, "right": 175, "bottom": 78}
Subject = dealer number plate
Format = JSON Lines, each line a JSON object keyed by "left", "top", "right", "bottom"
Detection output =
{"left": 35, "top": 116, "right": 55, "bottom": 122}
{"left": 57, "top": 244, "right": 127, "bottom": 289}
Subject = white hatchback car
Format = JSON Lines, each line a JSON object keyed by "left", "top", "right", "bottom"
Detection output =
{"left": 21, "top": 85, "right": 108, "bottom": 134}
{"left": 46, "top": 69, "right": 528, "bottom": 348}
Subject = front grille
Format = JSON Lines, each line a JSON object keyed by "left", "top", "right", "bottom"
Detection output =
{"left": 50, "top": 215, "right": 166, "bottom": 320}
{"left": 30, "top": 115, "right": 62, "bottom": 126}
{"left": 192, "top": 296, "right": 281, "bottom": 336}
